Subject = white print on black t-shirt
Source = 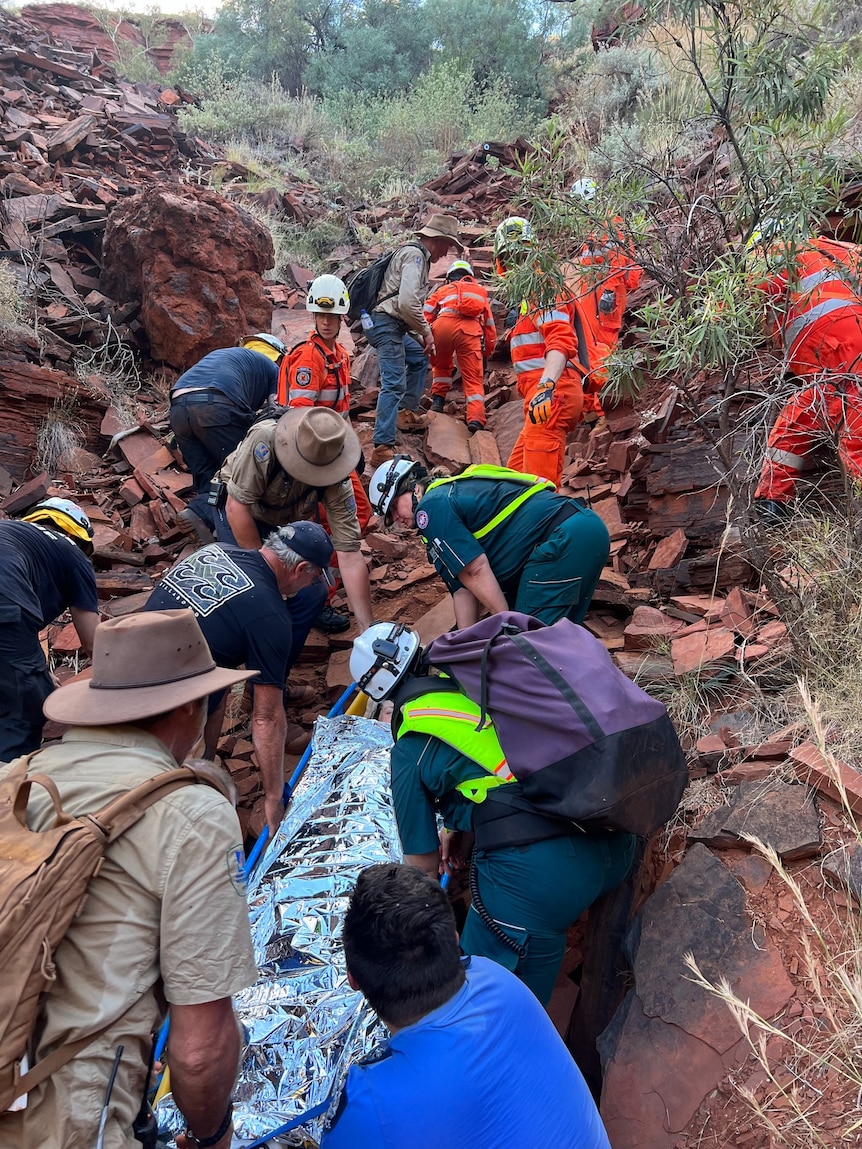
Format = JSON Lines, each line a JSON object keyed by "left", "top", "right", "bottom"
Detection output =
{"left": 159, "top": 544, "right": 253, "bottom": 617}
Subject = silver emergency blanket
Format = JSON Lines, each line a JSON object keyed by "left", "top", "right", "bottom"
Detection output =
{"left": 157, "top": 714, "right": 399, "bottom": 1147}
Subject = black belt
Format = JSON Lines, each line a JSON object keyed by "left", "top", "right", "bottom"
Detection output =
{"left": 471, "top": 787, "right": 577, "bottom": 851}
{"left": 171, "top": 389, "right": 230, "bottom": 404}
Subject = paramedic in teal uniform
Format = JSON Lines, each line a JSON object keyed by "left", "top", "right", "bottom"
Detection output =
{"left": 367, "top": 456, "right": 610, "bottom": 628}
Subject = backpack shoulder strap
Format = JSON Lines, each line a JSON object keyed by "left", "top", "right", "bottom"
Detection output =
{"left": 7, "top": 761, "right": 232, "bottom": 1104}
{"left": 91, "top": 762, "right": 233, "bottom": 843}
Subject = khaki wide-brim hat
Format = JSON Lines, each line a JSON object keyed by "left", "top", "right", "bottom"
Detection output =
{"left": 274, "top": 407, "right": 362, "bottom": 487}
{"left": 416, "top": 213, "right": 461, "bottom": 243}
{"left": 44, "top": 609, "right": 257, "bottom": 726}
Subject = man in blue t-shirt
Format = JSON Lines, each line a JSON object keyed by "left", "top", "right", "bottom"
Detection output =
{"left": 322, "top": 863, "right": 611, "bottom": 1149}
{"left": 170, "top": 346, "right": 280, "bottom": 537}
{"left": 0, "top": 500, "right": 99, "bottom": 760}
{"left": 144, "top": 521, "right": 332, "bottom": 836}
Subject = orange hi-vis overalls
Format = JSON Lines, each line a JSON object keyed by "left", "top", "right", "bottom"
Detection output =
{"left": 277, "top": 331, "right": 372, "bottom": 540}
{"left": 506, "top": 299, "right": 585, "bottom": 488}
{"left": 424, "top": 277, "right": 496, "bottom": 427}
{"left": 755, "top": 239, "right": 862, "bottom": 502}
{"left": 567, "top": 222, "right": 642, "bottom": 418}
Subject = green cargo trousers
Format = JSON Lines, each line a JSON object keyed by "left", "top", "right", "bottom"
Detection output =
{"left": 459, "top": 830, "right": 636, "bottom": 1006}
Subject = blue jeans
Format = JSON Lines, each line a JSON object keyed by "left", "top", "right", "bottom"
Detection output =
{"left": 367, "top": 313, "right": 428, "bottom": 447}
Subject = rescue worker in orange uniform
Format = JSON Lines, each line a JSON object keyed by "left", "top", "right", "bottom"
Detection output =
{"left": 277, "top": 274, "right": 373, "bottom": 630}
{"left": 568, "top": 178, "right": 642, "bottom": 421}
{"left": 752, "top": 226, "right": 862, "bottom": 522}
{"left": 495, "top": 217, "right": 586, "bottom": 487}
{"left": 424, "top": 259, "right": 496, "bottom": 432}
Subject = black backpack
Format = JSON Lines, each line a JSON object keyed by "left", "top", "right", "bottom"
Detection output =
{"left": 345, "top": 243, "right": 424, "bottom": 322}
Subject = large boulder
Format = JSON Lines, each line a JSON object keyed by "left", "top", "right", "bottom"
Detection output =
{"left": 101, "top": 184, "right": 274, "bottom": 369}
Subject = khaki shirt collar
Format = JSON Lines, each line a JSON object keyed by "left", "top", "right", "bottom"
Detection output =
{"left": 61, "top": 725, "right": 176, "bottom": 762}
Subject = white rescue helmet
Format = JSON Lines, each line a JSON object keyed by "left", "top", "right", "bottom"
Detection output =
{"left": 746, "top": 217, "right": 788, "bottom": 252}
{"left": 493, "top": 216, "right": 533, "bottom": 261}
{"left": 239, "top": 333, "right": 287, "bottom": 362}
{"left": 446, "top": 259, "right": 474, "bottom": 280}
{"left": 307, "top": 274, "right": 350, "bottom": 314}
{"left": 571, "top": 177, "right": 598, "bottom": 201}
{"left": 368, "top": 454, "right": 422, "bottom": 521}
{"left": 350, "top": 622, "right": 421, "bottom": 701}
{"left": 22, "top": 497, "right": 94, "bottom": 553}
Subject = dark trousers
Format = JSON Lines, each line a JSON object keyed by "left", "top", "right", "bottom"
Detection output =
{"left": 512, "top": 506, "right": 611, "bottom": 625}
{"left": 170, "top": 395, "right": 253, "bottom": 524}
{"left": 0, "top": 598, "right": 54, "bottom": 761}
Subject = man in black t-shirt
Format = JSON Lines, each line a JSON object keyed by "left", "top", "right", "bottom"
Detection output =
{"left": 0, "top": 499, "right": 99, "bottom": 760}
{"left": 144, "top": 521, "right": 333, "bottom": 836}
{"left": 170, "top": 346, "right": 281, "bottom": 538}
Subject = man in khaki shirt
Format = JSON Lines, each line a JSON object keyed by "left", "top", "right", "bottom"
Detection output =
{"left": 367, "top": 214, "right": 462, "bottom": 469}
{"left": 0, "top": 610, "right": 259, "bottom": 1149}
{"left": 215, "top": 406, "right": 374, "bottom": 632}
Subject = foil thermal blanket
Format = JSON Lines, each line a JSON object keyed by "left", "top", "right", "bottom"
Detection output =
{"left": 159, "top": 714, "right": 399, "bottom": 1147}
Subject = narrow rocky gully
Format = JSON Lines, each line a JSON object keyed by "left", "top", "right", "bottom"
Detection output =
{"left": 1, "top": 5, "right": 861, "bottom": 1147}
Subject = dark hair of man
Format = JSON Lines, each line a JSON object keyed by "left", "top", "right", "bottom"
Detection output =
{"left": 343, "top": 863, "right": 465, "bottom": 1028}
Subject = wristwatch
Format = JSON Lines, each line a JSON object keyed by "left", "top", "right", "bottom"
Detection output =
{"left": 184, "top": 1102, "right": 233, "bottom": 1148}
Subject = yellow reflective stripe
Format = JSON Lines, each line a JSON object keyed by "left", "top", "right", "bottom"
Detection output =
{"left": 473, "top": 480, "right": 550, "bottom": 540}
{"left": 455, "top": 775, "right": 511, "bottom": 803}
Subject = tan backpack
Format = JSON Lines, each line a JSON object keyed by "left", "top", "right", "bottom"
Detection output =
{"left": 0, "top": 755, "right": 233, "bottom": 1112}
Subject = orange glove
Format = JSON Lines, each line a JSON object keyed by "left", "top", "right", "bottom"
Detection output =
{"left": 528, "top": 381, "right": 556, "bottom": 425}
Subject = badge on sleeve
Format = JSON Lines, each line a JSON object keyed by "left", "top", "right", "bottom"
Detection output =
{"left": 295, "top": 367, "right": 312, "bottom": 387}
{"left": 226, "top": 845, "right": 248, "bottom": 895}
{"left": 254, "top": 441, "right": 271, "bottom": 463}
{"left": 415, "top": 509, "right": 429, "bottom": 529}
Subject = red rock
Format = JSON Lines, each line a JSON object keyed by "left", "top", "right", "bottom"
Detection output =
{"left": 365, "top": 531, "right": 408, "bottom": 560}
{"left": 425, "top": 412, "right": 471, "bottom": 468}
{"left": 623, "top": 605, "right": 685, "bottom": 650}
{"left": 721, "top": 760, "right": 778, "bottom": 784}
{"left": 591, "top": 494, "right": 627, "bottom": 541}
{"left": 468, "top": 429, "right": 501, "bottom": 466}
{"left": 670, "top": 627, "right": 736, "bottom": 675}
{"left": 50, "top": 621, "right": 81, "bottom": 653}
{"left": 648, "top": 527, "right": 688, "bottom": 570}
{"left": 669, "top": 593, "right": 722, "bottom": 619}
{"left": 757, "top": 619, "right": 790, "bottom": 646}
{"left": 720, "top": 586, "right": 757, "bottom": 638}
{"left": 789, "top": 742, "right": 862, "bottom": 814}
{"left": 101, "top": 185, "right": 274, "bottom": 369}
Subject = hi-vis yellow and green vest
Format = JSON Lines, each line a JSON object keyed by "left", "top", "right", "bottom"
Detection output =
{"left": 396, "top": 686, "right": 517, "bottom": 803}
{"left": 424, "top": 465, "right": 555, "bottom": 542}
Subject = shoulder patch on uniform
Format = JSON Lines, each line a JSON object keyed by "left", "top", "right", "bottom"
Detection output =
{"left": 415, "top": 509, "right": 429, "bottom": 530}
{"left": 345, "top": 495, "right": 357, "bottom": 513}
{"left": 226, "top": 845, "right": 248, "bottom": 895}
{"left": 253, "top": 441, "right": 271, "bottom": 463}
{"left": 295, "top": 366, "right": 312, "bottom": 387}
{"left": 415, "top": 255, "right": 424, "bottom": 267}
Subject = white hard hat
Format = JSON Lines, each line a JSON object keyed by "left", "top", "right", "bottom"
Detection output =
{"left": 571, "top": 178, "right": 598, "bottom": 201}
{"left": 447, "top": 259, "right": 474, "bottom": 279}
{"left": 368, "top": 454, "right": 422, "bottom": 521}
{"left": 350, "top": 622, "right": 421, "bottom": 701}
{"left": 238, "top": 333, "right": 287, "bottom": 362}
{"left": 22, "top": 497, "right": 94, "bottom": 552}
{"left": 494, "top": 216, "right": 533, "bottom": 260}
{"left": 307, "top": 274, "right": 349, "bottom": 315}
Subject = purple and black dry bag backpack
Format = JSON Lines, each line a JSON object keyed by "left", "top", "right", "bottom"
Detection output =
{"left": 426, "top": 611, "right": 687, "bottom": 836}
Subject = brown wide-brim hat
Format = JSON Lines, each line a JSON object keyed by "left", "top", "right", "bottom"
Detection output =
{"left": 44, "top": 609, "right": 257, "bottom": 726}
{"left": 274, "top": 406, "right": 362, "bottom": 487}
{"left": 416, "top": 213, "right": 461, "bottom": 243}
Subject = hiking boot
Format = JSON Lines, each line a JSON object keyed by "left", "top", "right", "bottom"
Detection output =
{"left": 431, "top": 395, "right": 445, "bottom": 413}
{"left": 754, "top": 498, "right": 792, "bottom": 527}
{"left": 314, "top": 604, "right": 351, "bottom": 633}
{"left": 177, "top": 507, "right": 216, "bottom": 545}
{"left": 370, "top": 444, "right": 395, "bottom": 469}
{"left": 467, "top": 421, "right": 485, "bottom": 434}
{"left": 397, "top": 408, "right": 431, "bottom": 431}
